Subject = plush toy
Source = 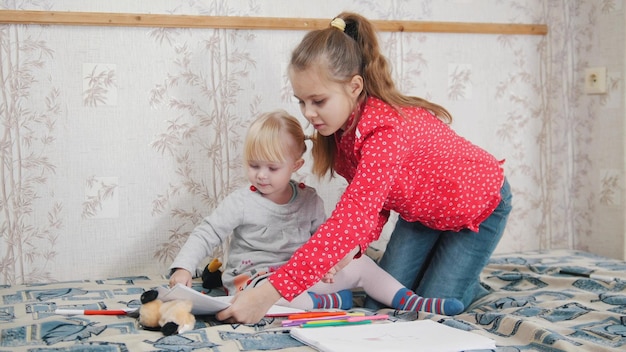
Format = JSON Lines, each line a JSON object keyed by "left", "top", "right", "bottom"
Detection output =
{"left": 201, "top": 258, "right": 223, "bottom": 289}
{"left": 136, "top": 289, "right": 195, "bottom": 336}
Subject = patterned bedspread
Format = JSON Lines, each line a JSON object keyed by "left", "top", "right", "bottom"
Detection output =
{"left": 1, "top": 249, "right": 625, "bottom": 351}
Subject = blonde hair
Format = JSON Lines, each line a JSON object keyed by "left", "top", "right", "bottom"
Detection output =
{"left": 243, "top": 110, "right": 307, "bottom": 164}
{"left": 290, "top": 12, "right": 453, "bottom": 177}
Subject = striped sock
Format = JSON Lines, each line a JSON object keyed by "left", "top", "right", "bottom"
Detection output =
{"left": 392, "top": 288, "right": 464, "bottom": 316}
{"left": 308, "top": 290, "right": 353, "bottom": 310}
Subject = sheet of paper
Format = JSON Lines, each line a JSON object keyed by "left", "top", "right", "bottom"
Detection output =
{"left": 156, "top": 284, "right": 303, "bottom": 316}
{"left": 290, "top": 319, "right": 496, "bottom": 352}
{"left": 156, "top": 284, "right": 228, "bottom": 315}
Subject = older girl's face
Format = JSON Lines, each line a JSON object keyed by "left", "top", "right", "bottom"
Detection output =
{"left": 289, "top": 67, "right": 363, "bottom": 136}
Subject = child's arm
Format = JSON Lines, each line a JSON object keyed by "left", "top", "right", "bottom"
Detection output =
{"left": 168, "top": 189, "right": 244, "bottom": 286}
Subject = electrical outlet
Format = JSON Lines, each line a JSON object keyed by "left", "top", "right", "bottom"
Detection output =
{"left": 584, "top": 67, "right": 607, "bottom": 94}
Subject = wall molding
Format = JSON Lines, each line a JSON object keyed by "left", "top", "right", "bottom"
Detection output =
{"left": 0, "top": 10, "right": 548, "bottom": 35}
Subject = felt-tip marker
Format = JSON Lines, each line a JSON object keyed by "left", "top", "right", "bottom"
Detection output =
{"left": 282, "top": 312, "right": 368, "bottom": 327}
{"left": 287, "top": 311, "right": 346, "bottom": 320}
{"left": 346, "top": 314, "right": 389, "bottom": 322}
{"left": 54, "top": 309, "right": 132, "bottom": 315}
{"left": 301, "top": 320, "right": 372, "bottom": 328}
{"left": 558, "top": 269, "right": 617, "bottom": 283}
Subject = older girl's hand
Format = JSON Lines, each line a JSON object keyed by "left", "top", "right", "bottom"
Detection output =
{"left": 215, "top": 282, "right": 281, "bottom": 324}
{"left": 321, "top": 246, "right": 360, "bottom": 283}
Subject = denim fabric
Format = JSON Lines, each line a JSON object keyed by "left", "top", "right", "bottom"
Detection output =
{"left": 365, "top": 178, "right": 512, "bottom": 310}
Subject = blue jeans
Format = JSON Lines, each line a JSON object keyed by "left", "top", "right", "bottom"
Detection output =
{"left": 365, "top": 178, "right": 512, "bottom": 310}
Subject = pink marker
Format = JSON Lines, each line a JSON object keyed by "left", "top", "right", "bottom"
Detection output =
{"left": 346, "top": 314, "right": 389, "bottom": 322}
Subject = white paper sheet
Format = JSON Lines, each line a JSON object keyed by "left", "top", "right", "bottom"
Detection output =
{"left": 156, "top": 284, "right": 303, "bottom": 316}
{"left": 290, "top": 319, "right": 496, "bottom": 352}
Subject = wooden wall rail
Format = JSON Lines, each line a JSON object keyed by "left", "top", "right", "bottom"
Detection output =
{"left": 0, "top": 10, "right": 548, "bottom": 35}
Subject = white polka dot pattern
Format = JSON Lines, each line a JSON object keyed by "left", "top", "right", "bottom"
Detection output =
{"left": 269, "top": 96, "right": 505, "bottom": 300}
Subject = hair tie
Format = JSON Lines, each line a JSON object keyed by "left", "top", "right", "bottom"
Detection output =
{"left": 330, "top": 17, "right": 346, "bottom": 32}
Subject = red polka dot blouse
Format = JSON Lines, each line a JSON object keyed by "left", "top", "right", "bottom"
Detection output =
{"left": 269, "top": 96, "right": 505, "bottom": 301}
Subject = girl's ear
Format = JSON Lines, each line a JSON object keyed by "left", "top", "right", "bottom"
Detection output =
{"left": 349, "top": 75, "right": 364, "bottom": 98}
{"left": 293, "top": 158, "right": 305, "bottom": 172}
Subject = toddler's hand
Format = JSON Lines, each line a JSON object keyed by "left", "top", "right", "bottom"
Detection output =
{"left": 169, "top": 268, "right": 193, "bottom": 288}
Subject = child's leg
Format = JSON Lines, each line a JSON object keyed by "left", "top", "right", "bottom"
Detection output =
{"left": 275, "top": 289, "right": 353, "bottom": 310}
{"left": 376, "top": 180, "right": 512, "bottom": 310}
{"left": 272, "top": 262, "right": 383, "bottom": 310}
{"left": 272, "top": 256, "right": 464, "bottom": 314}
{"left": 276, "top": 293, "right": 314, "bottom": 309}
{"left": 339, "top": 255, "right": 464, "bottom": 315}
{"left": 258, "top": 280, "right": 353, "bottom": 310}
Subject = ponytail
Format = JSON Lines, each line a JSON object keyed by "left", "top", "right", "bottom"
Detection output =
{"left": 339, "top": 12, "right": 453, "bottom": 124}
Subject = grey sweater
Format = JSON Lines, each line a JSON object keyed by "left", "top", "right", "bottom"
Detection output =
{"left": 170, "top": 181, "right": 326, "bottom": 294}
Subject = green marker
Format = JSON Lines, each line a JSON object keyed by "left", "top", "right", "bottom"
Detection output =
{"left": 301, "top": 320, "right": 372, "bottom": 328}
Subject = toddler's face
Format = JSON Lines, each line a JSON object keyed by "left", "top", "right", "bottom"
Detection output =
{"left": 246, "top": 153, "right": 302, "bottom": 203}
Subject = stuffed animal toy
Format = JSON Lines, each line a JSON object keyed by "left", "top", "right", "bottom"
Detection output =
{"left": 136, "top": 289, "right": 195, "bottom": 336}
{"left": 201, "top": 258, "right": 223, "bottom": 289}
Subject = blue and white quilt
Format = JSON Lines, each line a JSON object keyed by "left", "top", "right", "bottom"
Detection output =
{"left": 0, "top": 249, "right": 625, "bottom": 351}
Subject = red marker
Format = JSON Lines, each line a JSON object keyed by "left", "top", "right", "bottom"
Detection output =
{"left": 54, "top": 309, "right": 132, "bottom": 315}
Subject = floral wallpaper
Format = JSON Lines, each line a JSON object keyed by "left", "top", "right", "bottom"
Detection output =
{"left": 0, "top": 0, "right": 624, "bottom": 285}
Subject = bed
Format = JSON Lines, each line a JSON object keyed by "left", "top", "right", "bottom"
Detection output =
{"left": 1, "top": 249, "right": 625, "bottom": 351}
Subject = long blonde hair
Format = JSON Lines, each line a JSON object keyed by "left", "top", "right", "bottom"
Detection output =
{"left": 289, "top": 12, "right": 452, "bottom": 177}
{"left": 243, "top": 110, "right": 307, "bottom": 164}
